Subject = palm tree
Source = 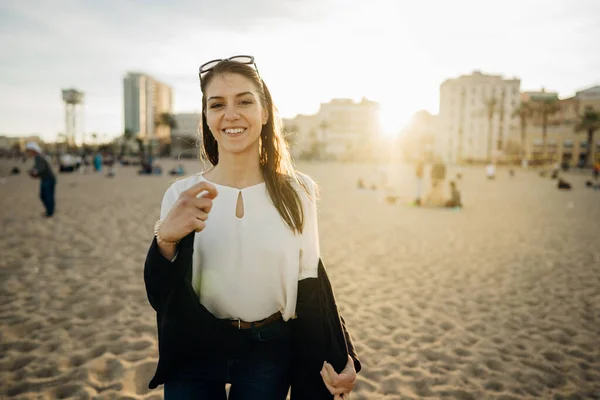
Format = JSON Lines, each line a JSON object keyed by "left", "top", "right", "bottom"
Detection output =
{"left": 121, "top": 129, "right": 135, "bottom": 157}
{"left": 457, "top": 88, "right": 466, "bottom": 162}
{"left": 155, "top": 113, "right": 178, "bottom": 157}
{"left": 497, "top": 88, "right": 507, "bottom": 152}
{"left": 512, "top": 101, "right": 534, "bottom": 160}
{"left": 135, "top": 137, "right": 145, "bottom": 161}
{"left": 531, "top": 97, "right": 560, "bottom": 163}
{"left": 317, "top": 120, "right": 329, "bottom": 160}
{"left": 157, "top": 112, "right": 178, "bottom": 131}
{"left": 574, "top": 106, "right": 600, "bottom": 167}
{"left": 483, "top": 96, "right": 498, "bottom": 162}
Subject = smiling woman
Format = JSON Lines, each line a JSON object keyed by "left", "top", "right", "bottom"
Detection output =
{"left": 144, "top": 56, "right": 361, "bottom": 400}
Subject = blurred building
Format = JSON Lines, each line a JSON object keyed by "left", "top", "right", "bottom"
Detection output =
{"left": 520, "top": 85, "right": 600, "bottom": 166}
{"left": 170, "top": 113, "right": 201, "bottom": 158}
{"left": 398, "top": 111, "right": 438, "bottom": 162}
{"left": 0, "top": 136, "right": 18, "bottom": 151}
{"left": 282, "top": 114, "right": 317, "bottom": 158}
{"left": 123, "top": 72, "right": 173, "bottom": 153}
{"left": 0, "top": 135, "right": 43, "bottom": 152}
{"left": 521, "top": 90, "right": 559, "bottom": 102}
{"left": 283, "top": 97, "right": 382, "bottom": 161}
{"left": 437, "top": 70, "right": 521, "bottom": 163}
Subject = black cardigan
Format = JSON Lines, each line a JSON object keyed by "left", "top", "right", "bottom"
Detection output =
{"left": 143, "top": 233, "right": 361, "bottom": 398}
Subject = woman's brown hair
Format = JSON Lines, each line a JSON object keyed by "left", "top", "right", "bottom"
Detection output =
{"left": 199, "top": 61, "right": 309, "bottom": 234}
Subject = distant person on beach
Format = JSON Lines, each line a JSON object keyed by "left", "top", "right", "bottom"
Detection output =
{"left": 169, "top": 164, "right": 185, "bottom": 176}
{"left": 25, "top": 142, "right": 56, "bottom": 217}
{"left": 143, "top": 56, "right": 359, "bottom": 399}
{"left": 557, "top": 178, "right": 572, "bottom": 190}
{"left": 486, "top": 163, "right": 496, "bottom": 180}
{"left": 106, "top": 155, "right": 116, "bottom": 178}
{"left": 456, "top": 165, "right": 463, "bottom": 180}
{"left": 445, "top": 181, "right": 462, "bottom": 208}
{"left": 80, "top": 153, "right": 90, "bottom": 174}
{"left": 415, "top": 161, "right": 424, "bottom": 205}
{"left": 93, "top": 152, "right": 103, "bottom": 172}
{"left": 431, "top": 158, "right": 446, "bottom": 183}
{"left": 425, "top": 181, "right": 446, "bottom": 207}
{"left": 138, "top": 156, "right": 153, "bottom": 175}
{"left": 551, "top": 162, "right": 560, "bottom": 179}
{"left": 593, "top": 162, "right": 600, "bottom": 181}
{"left": 423, "top": 159, "right": 446, "bottom": 207}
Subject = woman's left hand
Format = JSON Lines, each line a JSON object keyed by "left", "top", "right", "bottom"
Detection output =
{"left": 320, "top": 355, "right": 356, "bottom": 399}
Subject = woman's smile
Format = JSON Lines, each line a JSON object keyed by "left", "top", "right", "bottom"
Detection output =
{"left": 222, "top": 127, "right": 247, "bottom": 137}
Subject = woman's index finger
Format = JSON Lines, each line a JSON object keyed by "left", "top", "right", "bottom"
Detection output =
{"left": 183, "top": 181, "right": 218, "bottom": 199}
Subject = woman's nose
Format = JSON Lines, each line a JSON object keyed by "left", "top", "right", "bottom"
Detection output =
{"left": 224, "top": 106, "right": 240, "bottom": 121}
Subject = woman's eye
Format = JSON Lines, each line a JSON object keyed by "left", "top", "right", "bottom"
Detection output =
{"left": 210, "top": 103, "right": 223, "bottom": 109}
{"left": 240, "top": 100, "right": 253, "bottom": 106}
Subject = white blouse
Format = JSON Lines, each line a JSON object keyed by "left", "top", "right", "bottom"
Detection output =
{"left": 159, "top": 172, "right": 320, "bottom": 322}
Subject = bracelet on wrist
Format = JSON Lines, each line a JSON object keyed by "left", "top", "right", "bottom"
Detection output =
{"left": 154, "top": 219, "right": 179, "bottom": 246}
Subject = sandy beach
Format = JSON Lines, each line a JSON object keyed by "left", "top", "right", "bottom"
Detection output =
{"left": 1, "top": 159, "right": 599, "bottom": 399}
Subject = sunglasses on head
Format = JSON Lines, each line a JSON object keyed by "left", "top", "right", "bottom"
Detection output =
{"left": 198, "top": 55, "right": 260, "bottom": 81}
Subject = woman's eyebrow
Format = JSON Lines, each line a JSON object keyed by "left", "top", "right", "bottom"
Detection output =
{"left": 207, "top": 92, "right": 254, "bottom": 102}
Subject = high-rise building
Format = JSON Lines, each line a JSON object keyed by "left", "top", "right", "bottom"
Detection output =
{"left": 437, "top": 71, "right": 521, "bottom": 163}
{"left": 123, "top": 72, "right": 173, "bottom": 151}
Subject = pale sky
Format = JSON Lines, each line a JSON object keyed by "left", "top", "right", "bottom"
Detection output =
{"left": 1, "top": 0, "right": 599, "bottom": 141}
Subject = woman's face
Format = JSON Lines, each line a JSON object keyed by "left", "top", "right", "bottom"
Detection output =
{"left": 204, "top": 73, "right": 268, "bottom": 157}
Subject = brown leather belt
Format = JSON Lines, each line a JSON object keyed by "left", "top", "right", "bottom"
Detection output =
{"left": 224, "top": 311, "right": 282, "bottom": 330}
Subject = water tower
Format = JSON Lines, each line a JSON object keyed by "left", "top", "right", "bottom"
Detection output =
{"left": 62, "top": 89, "right": 85, "bottom": 146}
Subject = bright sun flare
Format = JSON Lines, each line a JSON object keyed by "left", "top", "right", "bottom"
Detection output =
{"left": 379, "top": 103, "right": 413, "bottom": 138}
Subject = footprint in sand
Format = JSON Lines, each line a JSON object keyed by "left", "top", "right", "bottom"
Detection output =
{"left": 453, "top": 347, "right": 471, "bottom": 358}
{"left": 354, "top": 375, "right": 378, "bottom": 392}
{"left": 447, "top": 389, "right": 477, "bottom": 400}
{"left": 133, "top": 361, "right": 157, "bottom": 395}
{"left": 484, "top": 380, "right": 504, "bottom": 392}
{"left": 392, "top": 332, "right": 410, "bottom": 344}
{"left": 380, "top": 376, "right": 403, "bottom": 395}
{"left": 90, "top": 357, "right": 124, "bottom": 382}
{"left": 6, "top": 355, "right": 36, "bottom": 371}
{"left": 52, "top": 384, "right": 90, "bottom": 400}
{"left": 400, "top": 369, "right": 423, "bottom": 378}
{"left": 108, "top": 342, "right": 127, "bottom": 355}
{"left": 542, "top": 350, "right": 564, "bottom": 363}
{"left": 440, "top": 321, "right": 455, "bottom": 331}
{"left": 32, "top": 364, "right": 61, "bottom": 379}
{"left": 123, "top": 351, "right": 151, "bottom": 363}
{"left": 131, "top": 323, "right": 156, "bottom": 336}
{"left": 68, "top": 353, "right": 87, "bottom": 367}
{"left": 6, "top": 340, "right": 39, "bottom": 353}
{"left": 411, "top": 378, "right": 434, "bottom": 397}
{"left": 484, "top": 359, "right": 505, "bottom": 372}
{"left": 88, "top": 344, "right": 108, "bottom": 359}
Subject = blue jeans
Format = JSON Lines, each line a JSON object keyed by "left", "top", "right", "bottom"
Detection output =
{"left": 40, "top": 179, "right": 56, "bottom": 216}
{"left": 164, "top": 318, "right": 291, "bottom": 400}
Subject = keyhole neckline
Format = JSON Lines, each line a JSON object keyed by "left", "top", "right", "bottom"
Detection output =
{"left": 198, "top": 173, "right": 265, "bottom": 192}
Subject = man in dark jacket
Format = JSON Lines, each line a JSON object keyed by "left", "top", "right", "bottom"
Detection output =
{"left": 26, "top": 142, "right": 57, "bottom": 217}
